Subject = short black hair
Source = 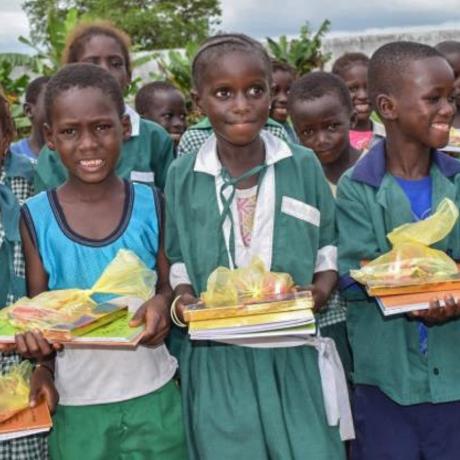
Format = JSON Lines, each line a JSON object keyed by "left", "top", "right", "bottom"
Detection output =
{"left": 435, "top": 40, "right": 460, "bottom": 57}
{"left": 135, "top": 81, "right": 182, "bottom": 115}
{"left": 368, "top": 41, "right": 444, "bottom": 108}
{"left": 25, "top": 76, "right": 51, "bottom": 104}
{"left": 271, "top": 59, "right": 296, "bottom": 76}
{"left": 45, "top": 63, "right": 125, "bottom": 124}
{"left": 192, "top": 33, "right": 272, "bottom": 91}
{"left": 288, "top": 71, "right": 353, "bottom": 114}
{"left": 332, "top": 52, "right": 369, "bottom": 78}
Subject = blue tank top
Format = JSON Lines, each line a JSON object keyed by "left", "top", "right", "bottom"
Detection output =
{"left": 23, "top": 181, "right": 159, "bottom": 294}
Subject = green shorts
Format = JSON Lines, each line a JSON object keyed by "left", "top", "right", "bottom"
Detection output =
{"left": 49, "top": 380, "right": 186, "bottom": 460}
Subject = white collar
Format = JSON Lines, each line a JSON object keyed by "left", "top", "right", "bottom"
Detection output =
{"left": 193, "top": 130, "right": 293, "bottom": 176}
{"left": 124, "top": 104, "right": 140, "bottom": 137}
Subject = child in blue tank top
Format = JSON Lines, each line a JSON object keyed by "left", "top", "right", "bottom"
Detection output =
{"left": 15, "top": 63, "right": 186, "bottom": 460}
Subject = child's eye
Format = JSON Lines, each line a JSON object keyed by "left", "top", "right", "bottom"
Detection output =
{"left": 302, "top": 128, "right": 315, "bottom": 137}
{"left": 161, "top": 113, "right": 173, "bottom": 120}
{"left": 95, "top": 124, "right": 112, "bottom": 132}
{"left": 61, "top": 127, "right": 77, "bottom": 137}
{"left": 248, "top": 86, "right": 265, "bottom": 97}
{"left": 111, "top": 59, "right": 124, "bottom": 69}
{"left": 427, "top": 95, "right": 441, "bottom": 103}
{"left": 215, "top": 88, "right": 231, "bottom": 99}
{"left": 349, "top": 85, "right": 359, "bottom": 93}
{"left": 328, "top": 123, "right": 339, "bottom": 131}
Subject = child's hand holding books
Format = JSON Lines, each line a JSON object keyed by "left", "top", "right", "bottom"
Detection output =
{"left": 407, "top": 294, "right": 460, "bottom": 325}
{"left": 129, "top": 294, "right": 172, "bottom": 346}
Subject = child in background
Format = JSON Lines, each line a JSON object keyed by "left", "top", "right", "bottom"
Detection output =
{"left": 289, "top": 71, "right": 361, "bottom": 194}
{"left": 135, "top": 81, "right": 187, "bottom": 149}
{"left": 167, "top": 33, "right": 351, "bottom": 460}
{"left": 435, "top": 41, "right": 460, "bottom": 157}
{"left": 34, "top": 21, "right": 174, "bottom": 192}
{"left": 332, "top": 52, "right": 383, "bottom": 152}
{"left": 436, "top": 41, "right": 460, "bottom": 129}
{"left": 11, "top": 76, "right": 50, "bottom": 165}
{"left": 270, "top": 59, "right": 298, "bottom": 142}
{"left": 0, "top": 89, "right": 47, "bottom": 458}
{"left": 337, "top": 42, "right": 460, "bottom": 459}
{"left": 15, "top": 64, "right": 185, "bottom": 460}
{"left": 288, "top": 71, "right": 361, "bottom": 377}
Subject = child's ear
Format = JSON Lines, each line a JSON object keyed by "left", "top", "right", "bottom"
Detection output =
{"left": 23, "top": 102, "right": 32, "bottom": 119}
{"left": 43, "top": 123, "right": 55, "bottom": 151}
{"left": 376, "top": 94, "right": 397, "bottom": 121}
{"left": 121, "top": 114, "right": 132, "bottom": 141}
{"left": 191, "top": 89, "right": 205, "bottom": 115}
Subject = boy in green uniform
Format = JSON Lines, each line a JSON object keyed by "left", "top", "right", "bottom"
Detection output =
{"left": 167, "top": 33, "right": 352, "bottom": 460}
{"left": 34, "top": 21, "right": 173, "bottom": 192}
{"left": 337, "top": 41, "right": 460, "bottom": 459}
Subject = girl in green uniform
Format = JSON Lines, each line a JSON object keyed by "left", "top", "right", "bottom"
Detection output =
{"left": 34, "top": 21, "right": 174, "bottom": 192}
{"left": 166, "top": 34, "right": 352, "bottom": 460}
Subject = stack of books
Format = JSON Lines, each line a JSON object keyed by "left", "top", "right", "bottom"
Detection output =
{"left": 360, "top": 271, "right": 460, "bottom": 316}
{"left": 0, "top": 302, "right": 143, "bottom": 348}
{"left": 0, "top": 400, "right": 52, "bottom": 442}
{"left": 184, "top": 291, "right": 316, "bottom": 341}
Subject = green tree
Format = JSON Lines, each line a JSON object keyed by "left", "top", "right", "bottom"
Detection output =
{"left": 266, "top": 20, "right": 331, "bottom": 75}
{"left": 22, "top": 0, "right": 221, "bottom": 51}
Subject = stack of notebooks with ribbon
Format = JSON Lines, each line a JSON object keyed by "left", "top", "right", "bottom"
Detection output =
{"left": 0, "top": 299, "right": 143, "bottom": 348}
{"left": 351, "top": 198, "right": 460, "bottom": 316}
{"left": 184, "top": 258, "right": 316, "bottom": 342}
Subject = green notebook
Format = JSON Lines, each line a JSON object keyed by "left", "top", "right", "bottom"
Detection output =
{"left": 0, "top": 312, "right": 143, "bottom": 347}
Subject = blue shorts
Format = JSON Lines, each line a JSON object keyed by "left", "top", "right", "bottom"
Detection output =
{"left": 352, "top": 384, "right": 460, "bottom": 460}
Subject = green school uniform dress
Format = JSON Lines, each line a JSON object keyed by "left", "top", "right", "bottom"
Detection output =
{"left": 337, "top": 140, "right": 460, "bottom": 405}
{"left": 166, "top": 131, "right": 349, "bottom": 460}
{"left": 33, "top": 107, "right": 173, "bottom": 192}
{"left": 176, "top": 116, "right": 290, "bottom": 157}
{"left": 0, "top": 152, "right": 48, "bottom": 459}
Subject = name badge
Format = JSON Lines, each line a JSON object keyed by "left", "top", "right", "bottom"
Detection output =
{"left": 130, "top": 171, "right": 155, "bottom": 183}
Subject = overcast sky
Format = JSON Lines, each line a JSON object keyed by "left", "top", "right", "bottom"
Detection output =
{"left": 2, "top": 0, "right": 460, "bottom": 53}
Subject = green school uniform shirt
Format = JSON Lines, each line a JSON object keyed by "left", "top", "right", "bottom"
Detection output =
{"left": 0, "top": 153, "right": 46, "bottom": 460}
{"left": 167, "top": 131, "right": 337, "bottom": 292}
{"left": 34, "top": 108, "right": 174, "bottom": 192}
{"left": 337, "top": 140, "right": 460, "bottom": 405}
{"left": 0, "top": 151, "right": 33, "bottom": 307}
{"left": 165, "top": 131, "right": 344, "bottom": 460}
{"left": 176, "top": 116, "right": 290, "bottom": 157}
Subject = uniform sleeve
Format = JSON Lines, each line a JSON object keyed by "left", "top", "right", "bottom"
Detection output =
{"left": 176, "top": 130, "right": 193, "bottom": 157}
{"left": 149, "top": 124, "right": 174, "bottom": 191}
{"left": 164, "top": 162, "right": 192, "bottom": 289}
{"left": 33, "top": 147, "right": 68, "bottom": 193}
{"left": 314, "top": 159, "right": 337, "bottom": 273}
{"left": 336, "top": 175, "right": 380, "bottom": 300}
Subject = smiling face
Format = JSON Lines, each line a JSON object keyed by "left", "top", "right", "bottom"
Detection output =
{"left": 45, "top": 86, "right": 131, "bottom": 185}
{"left": 270, "top": 69, "right": 295, "bottom": 123}
{"left": 291, "top": 93, "right": 352, "bottom": 165}
{"left": 142, "top": 89, "right": 187, "bottom": 145}
{"left": 77, "top": 35, "right": 130, "bottom": 91}
{"left": 194, "top": 50, "right": 271, "bottom": 147}
{"left": 389, "top": 56, "right": 456, "bottom": 150}
{"left": 341, "top": 63, "right": 371, "bottom": 127}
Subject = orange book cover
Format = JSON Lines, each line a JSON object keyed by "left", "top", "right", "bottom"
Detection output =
{"left": 184, "top": 291, "right": 313, "bottom": 322}
{"left": 0, "top": 400, "right": 52, "bottom": 440}
{"left": 377, "top": 289, "right": 460, "bottom": 316}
